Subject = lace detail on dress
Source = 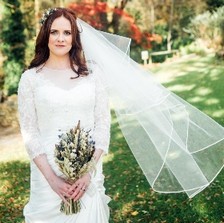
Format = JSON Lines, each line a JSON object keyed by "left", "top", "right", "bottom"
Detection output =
{"left": 17, "top": 66, "right": 110, "bottom": 159}
{"left": 92, "top": 66, "right": 111, "bottom": 153}
{"left": 17, "top": 70, "right": 45, "bottom": 160}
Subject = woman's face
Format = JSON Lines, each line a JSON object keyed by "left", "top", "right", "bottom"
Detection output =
{"left": 48, "top": 16, "right": 72, "bottom": 58}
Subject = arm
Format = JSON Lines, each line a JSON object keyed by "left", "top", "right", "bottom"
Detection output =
{"left": 17, "top": 71, "right": 71, "bottom": 200}
{"left": 92, "top": 67, "right": 111, "bottom": 156}
{"left": 17, "top": 71, "right": 45, "bottom": 160}
{"left": 33, "top": 155, "right": 70, "bottom": 201}
{"left": 70, "top": 67, "right": 111, "bottom": 200}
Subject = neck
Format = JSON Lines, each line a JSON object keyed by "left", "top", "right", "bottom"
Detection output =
{"left": 45, "top": 54, "right": 71, "bottom": 70}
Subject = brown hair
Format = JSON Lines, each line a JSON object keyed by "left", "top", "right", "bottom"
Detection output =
{"left": 28, "top": 8, "right": 88, "bottom": 76}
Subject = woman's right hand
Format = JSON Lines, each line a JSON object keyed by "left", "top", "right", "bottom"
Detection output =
{"left": 33, "top": 154, "right": 71, "bottom": 202}
{"left": 47, "top": 174, "right": 71, "bottom": 202}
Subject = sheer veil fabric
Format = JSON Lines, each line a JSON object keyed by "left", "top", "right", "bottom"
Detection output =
{"left": 78, "top": 19, "right": 224, "bottom": 198}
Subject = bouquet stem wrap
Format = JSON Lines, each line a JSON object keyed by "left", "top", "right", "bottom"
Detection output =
{"left": 54, "top": 120, "right": 96, "bottom": 215}
{"left": 60, "top": 197, "right": 81, "bottom": 215}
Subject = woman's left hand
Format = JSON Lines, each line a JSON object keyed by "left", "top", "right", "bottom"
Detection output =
{"left": 68, "top": 173, "right": 91, "bottom": 201}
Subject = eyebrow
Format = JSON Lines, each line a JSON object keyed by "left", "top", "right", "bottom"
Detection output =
{"left": 50, "top": 29, "right": 72, "bottom": 31}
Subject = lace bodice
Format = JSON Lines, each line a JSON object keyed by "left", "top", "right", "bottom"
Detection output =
{"left": 17, "top": 66, "right": 111, "bottom": 160}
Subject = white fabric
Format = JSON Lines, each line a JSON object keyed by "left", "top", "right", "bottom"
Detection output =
{"left": 78, "top": 18, "right": 224, "bottom": 198}
{"left": 17, "top": 65, "right": 111, "bottom": 222}
{"left": 18, "top": 66, "right": 110, "bottom": 159}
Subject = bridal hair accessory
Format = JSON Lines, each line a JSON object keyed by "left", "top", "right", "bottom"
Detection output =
{"left": 78, "top": 18, "right": 224, "bottom": 198}
{"left": 39, "top": 8, "right": 57, "bottom": 25}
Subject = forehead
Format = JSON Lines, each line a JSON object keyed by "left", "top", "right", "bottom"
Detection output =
{"left": 51, "top": 16, "right": 71, "bottom": 30}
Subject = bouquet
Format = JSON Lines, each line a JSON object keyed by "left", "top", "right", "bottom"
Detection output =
{"left": 54, "top": 120, "right": 96, "bottom": 215}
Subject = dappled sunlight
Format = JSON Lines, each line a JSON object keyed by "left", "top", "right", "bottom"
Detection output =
{"left": 188, "top": 96, "right": 205, "bottom": 103}
{"left": 209, "top": 70, "right": 221, "bottom": 81}
{"left": 183, "top": 65, "right": 208, "bottom": 73}
{"left": 167, "top": 84, "right": 196, "bottom": 92}
{"left": 151, "top": 53, "right": 224, "bottom": 127}
{"left": 195, "top": 87, "right": 212, "bottom": 96}
{"left": 204, "top": 98, "right": 220, "bottom": 105}
{"left": 211, "top": 109, "right": 224, "bottom": 118}
{"left": 155, "top": 70, "right": 188, "bottom": 84}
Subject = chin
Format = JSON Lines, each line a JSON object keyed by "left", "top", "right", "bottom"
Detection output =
{"left": 50, "top": 51, "right": 70, "bottom": 57}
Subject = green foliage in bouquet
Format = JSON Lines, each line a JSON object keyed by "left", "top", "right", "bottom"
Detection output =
{"left": 54, "top": 120, "right": 96, "bottom": 215}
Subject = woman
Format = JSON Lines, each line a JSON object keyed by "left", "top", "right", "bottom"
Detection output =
{"left": 18, "top": 6, "right": 224, "bottom": 222}
{"left": 18, "top": 8, "right": 110, "bottom": 223}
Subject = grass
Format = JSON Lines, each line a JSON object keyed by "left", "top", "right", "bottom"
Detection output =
{"left": 0, "top": 161, "right": 29, "bottom": 223}
{"left": 0, "top": 53, "right": 224, "bottom": 223}
{"left": 106, "top": 111, "right": 224, "bottom": 223}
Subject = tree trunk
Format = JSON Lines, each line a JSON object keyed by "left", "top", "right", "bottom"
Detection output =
{"left": 35, "top": 0, "right": 40, "bottom": 36}
{"left": 150, "top": 0, "right": 155, "bottom": 33}
{"left": 92, "top": 0, "right": 109, "bottom": 31}
{"left": 167, "top": 0, "right": 174, "bottom": 51}
{"left": 110, "top": 0, "right": 128, "bottom": 33}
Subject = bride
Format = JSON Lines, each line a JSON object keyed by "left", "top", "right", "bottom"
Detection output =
{"left": 18, "top": 6, "right": 224, "bottom": 223}
{"left": 18, "top": 8, "right": 110, "bottom": 223}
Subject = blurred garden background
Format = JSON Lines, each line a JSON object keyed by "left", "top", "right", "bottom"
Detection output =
{"left": 0, "top": 0, "right": 224, "bottom": 222}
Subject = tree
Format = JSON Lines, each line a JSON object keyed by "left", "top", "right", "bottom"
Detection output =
{"left": 132, "top": 0, "right": 206, "bottom": 51}
{"left": 69, "top": 0, "right": 156, "bottom": 48}
{"left": 0, "top": 0, "right": 26, "bottom": 96}
{"left": 188, "top": 6, "right": 224, "bottom": 56}
{"left": 110, "top": 0, "right": 128, "bottom": 33}
{"left": 206, "top": 0, "right": 224, "bottom": 11}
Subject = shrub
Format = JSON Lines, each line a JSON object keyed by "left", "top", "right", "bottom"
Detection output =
{"left": 0, "top": 0, "right": 26, "bottom": 96}
{"left": 188, "top": 6, "right": 224, "bottom": 54}
{"left": 2, "top": 60, "right": 23, "bottom": 96}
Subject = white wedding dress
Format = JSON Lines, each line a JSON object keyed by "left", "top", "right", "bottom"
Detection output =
{"left": 17, "top": 65, "right": 111, "bottom": 223}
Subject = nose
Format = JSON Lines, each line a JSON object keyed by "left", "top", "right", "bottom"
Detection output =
{"left": 57, "top": 33, "right": 65, "bottom": 42}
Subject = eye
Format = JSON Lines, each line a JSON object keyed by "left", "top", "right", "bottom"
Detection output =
{"left": 50, "top": 30, "right": 58, "bottom": 35}
{"left": 64, "top": 31, "right": 71, "bottom": 35}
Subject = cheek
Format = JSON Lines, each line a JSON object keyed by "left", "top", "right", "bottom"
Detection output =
{"left": 48, "top": 35, "right": 56, "bottom": 46}
{"left": 67, "top": 36, "right": 72, "bottom": 46}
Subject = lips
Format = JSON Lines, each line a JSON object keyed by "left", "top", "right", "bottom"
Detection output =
{"left": 55, "top": 45, "right": 65, "bottom": 47}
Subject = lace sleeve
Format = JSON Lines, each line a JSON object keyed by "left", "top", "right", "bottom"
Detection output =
{"left": 17, "top": 70, "right": 45, "bottom": 160}
{"left": 92, "top": 68, "right": 111, "bottom": 154}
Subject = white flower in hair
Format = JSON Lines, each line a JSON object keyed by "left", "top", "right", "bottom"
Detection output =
{"left": 39, "top": 8, "right": 57, "bottom": 25}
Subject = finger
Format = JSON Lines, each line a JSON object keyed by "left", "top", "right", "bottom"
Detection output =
{"left": 75, "top": 186, "right": 87, "bottom": 200}
{"left": 68, "top": 180, "right": 84, "bottom": 194}
{"left": 59, "top": 194, "right": 69, "bottom": 204}
{"left": 73, "top": 189, "right": 85, "bottom": 201}
{"left": 68, "top": 183, "right": 79, "bottom": 193}
{"left": 70, "top": 186, "right": 82, "bottom": 199}
{"left": 72, "top": 184, "right": 87, "bottom": 201}
{"left": 65, "top": 183, "right": 72, "bottom": 189}
{"left": 60, "top": 184, "right": 71, "bottom": 196}
{"left": 62, "top": 190, "right": 70, "bottom": 198}
{"left": 70, "top": 184, "right": 85, "bottom": 199}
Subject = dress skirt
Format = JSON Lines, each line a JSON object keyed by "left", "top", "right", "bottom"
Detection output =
{"left": 23, "top": 145, "right": 110, "bottom": 223}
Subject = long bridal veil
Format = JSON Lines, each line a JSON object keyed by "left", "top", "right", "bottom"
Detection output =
{"left": 78, "top": 18, "right": 224, "bottom": 198}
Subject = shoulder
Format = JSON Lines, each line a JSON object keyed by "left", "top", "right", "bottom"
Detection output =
{"left": 87, "top": 63, "right": 103, "bottom": 79}
{"left": 21, "top": 68, "right": 37, "bottom": 78}
{"left": 89, "top": 64, "right": 102, "bottom": 84}
{"left": 20, "top": 68, "right": 38, "bottom": 80}
{"left": 18, "top": 68, "right": 37, "bottom": 88}
{"left": 88, "top": 64, "right": 109, "bottom": 90}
